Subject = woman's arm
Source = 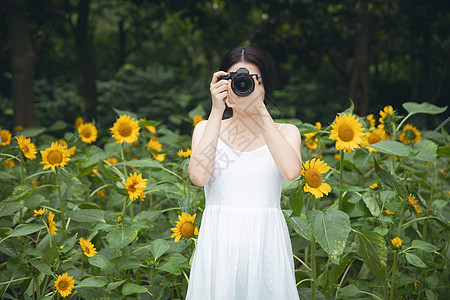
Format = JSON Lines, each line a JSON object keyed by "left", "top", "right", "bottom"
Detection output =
{"left": 256, "top": 107, "right": 302, "bottom": 181}
{"left": 188, "top": 71, "right": 229, "bottom": 187}
{"left": 188, "top": 110, "right": 222, "bottom": 186}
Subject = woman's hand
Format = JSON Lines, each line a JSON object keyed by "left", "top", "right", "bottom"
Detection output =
{"left": 210, "top": 71, "right": 229, "bottom": 113}
{"left": 226, "top": 75, "right": 266, "bottom": 115}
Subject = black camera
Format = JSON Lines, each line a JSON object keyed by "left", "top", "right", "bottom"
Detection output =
{"left": 218, "top": 67, "right": 259, "bottom": 97}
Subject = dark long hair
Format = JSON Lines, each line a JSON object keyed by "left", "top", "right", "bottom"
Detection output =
{"left": 219, "top": 46, "right": 275, "bottom": 106}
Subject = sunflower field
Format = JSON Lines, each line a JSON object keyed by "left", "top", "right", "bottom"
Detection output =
{"left": 0, "top": 101, "right": 448, "bottom": 300}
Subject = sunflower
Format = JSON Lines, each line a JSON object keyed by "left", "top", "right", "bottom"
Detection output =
{"left": 110, "top": 114, "right": 140, "bottom": 144}
{"left": 58, "top": 140, "right": 76, "bottom": 157}
{"left": 16, "top": 136, "right": 37, "bottom": 160}
{"left": 366, "top": 114, "right": 376, "bottom": 130}
{"left": 79, "top": 237, "right": 97, "bottom": 257}
{"left": 34, "top": 207, "right": 46, "bottom": 216}
{"left": 170, "top": 212, "right": 199, "bottom": 242}
{"left": 0, "top": 129, "right": 12, "bottom": 146}
{"left": 47, "top": 211, "right": 57, "bottom": 235}
{"left": 304, "top": 122, "right": 322, "bottom": 150}
{"left": 177, "top": 148, "right": 191, "bottom": 158}
{"left": 385, "top": 209, "right": 395, "bottom": 215}
{"left": 329, "top": 114, "right": 365, "bottom": 153}
{"left": 124, "top": 172, "right": 147, "bottom": 201}
{"left": 193, "top": 115, "right": 205, "bottom": 127}
{"left": 363, "top": 127, "right": 386, "bottom": 152}
{"left": 148, "top": 136, "right": 162, "bottom": 152}
{"left": 54, "top": 273, "right": 75, "bottom": 298}
{"left": 75, "top": 116, "right": 84, "bottom": 127}
{"left": 301, "top": 158, "right": 332, "bottom": 199}
{"left": 78, "top": 122, "right": 98, "bottom": 144}
{"left": 151, "top": 152, "right": 166, "bottom": 162}
{"left": 408, "top": 194, "right": 422, "bottom": 216}
{"left": 379, "top": 105, "right": 398, "bottom": 136}
{"left": 106, "top": 157, "right": 118, "bottom": 164}
{"left": 40, "top": 142, "right": 70, "bottom": 170}
{"left": 4, "top": 160, "right": 15, "bottom": 168}
{"left": 391, "top": 237, "right": 402, "bottom": 249}
{"left": 369, "top": 183, "right": 378, "bottom": 189}
{"left": 399, "top": 124, "right": 421, "bottom": 144}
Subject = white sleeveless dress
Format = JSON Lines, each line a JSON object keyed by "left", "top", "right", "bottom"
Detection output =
{"left": 186, "top": 124, "right": 299, "bottom": 300}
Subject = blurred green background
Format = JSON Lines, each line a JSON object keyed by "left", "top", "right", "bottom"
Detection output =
{"left": 1, "top": 0, "right": 449, "bottom": 136}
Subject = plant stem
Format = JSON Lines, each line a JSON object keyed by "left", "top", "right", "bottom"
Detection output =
{"left": 311, "top": 197, "right": 317, "bottom": 300}
{"left": 389, "top": 250, "right": 399, "bottom": 300}
{"left": 338, "top": 150, "right": 344, "bottom": 210}
{"left": 55, "top": 168, "right": 66, "bottom": 234}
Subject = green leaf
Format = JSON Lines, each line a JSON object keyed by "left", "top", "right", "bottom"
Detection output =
{"left": 369, "top": 140, "right": 412, "bottom": 157}
{"left": 15, "top": 126, "right": 46, "bottom": 138}
{"left": 405, "top": 253, "right": 427, "bottom": 268}
{"left": 5, "top": 184, "right": 49, "bottom": 203}
{"left": 411, "top": 240, "right": 439, "bottom": 252}
{"left": 336, "top": 284, "right": 363, "bottom": 298}
{"left": 111, "top": 255, "right": 143, "bottom": 269}
{"left": 106, "top": 226, "right": 138, "bottom": 249}
{"left": 139, "top": 119, "right": 158, "bottom": 127}
{"left": 121, "top": 282, "right": 148, "bottom": 295}
{"left": 77, "top": 277, "right": 108, "bottom": 288}
{"left": 67, "top": 209, "right": 105, "bottom": 223}
{"left": 355, "top": 231, "right": 387, "bottom": 281}
{"left": 287, "top": 214, "right": 312, "bottom": 241}
{"left": 374, "top": 159, "right": 407, "bottom": 198}
{"left": 403, "top": 102, "right": 447, "bottom": 115}
{"left": 7, "top": 224, "right": 46, "bottom": 237}
{"left": 157, "top": 261, "right": 181, "bottom": 275}
{"left": 134, "top": 210, "right": 161, "bottom": 222}
{"left": 89, "top": 254, "right": 113, "bottom": 273}
{"left": 29, "top": 259, "right": 53, "bottom": 276}
{"left": 362, "top": 194, "right": 381, "bottom": 217}
{"left": 60, "top": 234, "right": 78, "bottom": 253}
{"left": 42, "top": 246, "right": 59, "bottom": 264}
{"left": 289, "top": 185, "right": 305, "bottom": 216}
{"left": 437, "top": 146, "right": 450, "bottom": 157}
{"left": 80, "top": 146, "right": 110, "bottom": 168}
{"left": 306, "top": 210, "right": 351, "bottom": 264}
{"left": 59, "top": 162, "right": 79, "bottom": 177}
{"left": 413, "top": 140, "right": 437, "bottom": 162}
{"left": 150, "top": 239, "right": 170, "bottom": 261}
{"left": 115, "top": 158, "right": 163, "bottom": 169}
{"left": 0, "top": 201, "right": 23, "bottom": 217}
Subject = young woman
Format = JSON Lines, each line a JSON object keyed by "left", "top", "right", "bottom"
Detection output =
{"left": 187, "top": 46, "right": 301, "bottom": 299}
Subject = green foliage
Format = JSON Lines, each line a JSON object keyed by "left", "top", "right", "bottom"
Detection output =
{"left": 0, "top": 95, "right": 449, "bottom": 300}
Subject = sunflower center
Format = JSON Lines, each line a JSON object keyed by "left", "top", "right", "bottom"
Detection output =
{"left": 48, "top": 150, "right": 63, "bottom": 165}
{"left": 23, "top": 144, "right": 30, "bottom": 153}
{"left": 128, "top": 182, "right": 138, "bottom": 193}
{"left": 84, "top": 246, "right": 90, "bottom": 254}
{"left": 404, "top": 129, "right": 416, "bottom": 141}
{"left": 59, "top": 282, "right": 67, "bottom": 290}
{"left": 180, "top": 222, "right": 195, "bottom": 238}
{"left": 118, "top": 123, "right": 132, "bottom": 137}
{"left": 338, "top": 124, "right": 354, "bottom": 142}
{"left": 82, "top": 129, "right": 91, "bottom": 138}
{"left": 368, "top": 133, "right": 381, "bottom": 145}
{"left": 304, "top": 169, "right": 322, "bottom": 188}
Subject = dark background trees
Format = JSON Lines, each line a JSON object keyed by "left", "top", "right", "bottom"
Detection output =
{"left": 1, "top": 0, "right": 449, "bottom": 135}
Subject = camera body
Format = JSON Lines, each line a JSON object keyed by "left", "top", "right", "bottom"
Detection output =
{"left": 218, "top": 67, "right": 258, "bottom": 97}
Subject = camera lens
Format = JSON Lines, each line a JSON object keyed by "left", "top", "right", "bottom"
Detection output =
{"left": 231, "top": 75, "right": 254, "bottom": 97}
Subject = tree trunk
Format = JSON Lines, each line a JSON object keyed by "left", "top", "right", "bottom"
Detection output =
{"left": 8, "top": 0, "right": 36, "bottom": 128}
{"left": 349, "top": 9, "right": 372, "bottom": 116}
{"left": 74, "top": 0, "right": 97, "bottom": 122}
